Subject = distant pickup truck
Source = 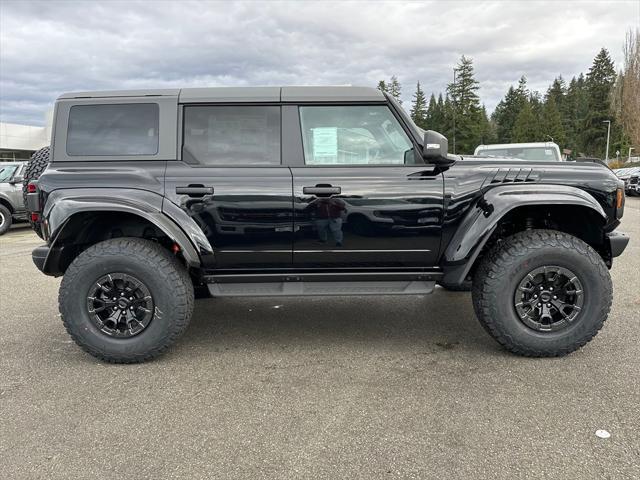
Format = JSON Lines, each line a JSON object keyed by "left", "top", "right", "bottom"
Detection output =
{"left": 474, "top": 142, "right": 563, "bottom": 162}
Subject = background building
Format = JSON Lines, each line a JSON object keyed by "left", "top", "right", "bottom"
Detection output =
{"left": 0, "top": 111, "right": 52, "bottom": 162}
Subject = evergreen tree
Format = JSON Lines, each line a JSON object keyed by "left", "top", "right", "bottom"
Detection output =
{"left": 410, "top": 82, "right": 428, "bottom": 129}
{"left": 377, "top": 80, "right": 388, "bottom": 94}
{"left": 564, "top": 74, "right": 589, "bottom": 155}
{"left": 583, "top": 48, "right": 617, "bottom": 156}
{"left": 541, "top": 96, "right": 566, "bottom": 145}
{"left": 492, "top": 76, "right": 529, "bottom": 143}
{"left": 446, "top": 55, "right": 485, "bottom": 153}
{"left": 425, "top": 93, "right": 438, "bottom": 130}
{"left": 389, "top": 76, "right": 402, "bottom": 104}
{"left": 433, "top": 93, "right": 446, "bottom": 133}
{"left": 512, "top": 101, "right": 540, "bottom": 142}
{"left": 546, "top": 76, "right": 566, "bottom": 110}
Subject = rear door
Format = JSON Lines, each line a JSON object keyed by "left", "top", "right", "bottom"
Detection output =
{"left": 288, "top": 104, "right": 444, "bottom": 268}
{"left": 164, "top": 104, "right": 294, "bottom": 270}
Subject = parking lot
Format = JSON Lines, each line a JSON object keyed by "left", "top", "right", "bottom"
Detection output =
{"left": 0, "top": 197, "right": 638, "bottom": 479}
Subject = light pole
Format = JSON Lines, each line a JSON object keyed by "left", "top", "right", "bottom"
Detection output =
{"left": 602, "top": 120, "right": 611, "bottom": 162}
{"left": 544, "top": 134, "right": 554, "bottom": 143}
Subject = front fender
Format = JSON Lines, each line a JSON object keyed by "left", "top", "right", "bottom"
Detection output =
{"left": 441, "top": 184, "right": 607, "bottom": 283}
{"left": 44, "top": 188, "right": 210, "bottom": 267}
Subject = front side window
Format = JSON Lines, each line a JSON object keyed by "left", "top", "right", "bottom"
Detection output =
{"left": 183, "top": 106, "right": 281, "bottom": 166}
{"left": 299, "top": 106, "right": 414, "bottom": 166}
{"left": 67, "top": 104, "right": 159, "bottom": 156}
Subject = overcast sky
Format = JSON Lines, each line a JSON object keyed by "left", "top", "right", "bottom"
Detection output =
{"left": 1, "top": 0, "right": 638, "bottom": 126}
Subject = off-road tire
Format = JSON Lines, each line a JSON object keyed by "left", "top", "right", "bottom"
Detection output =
{"left": 0, "top": 204, "right": 12, "bottom": 235}
{"left": 22, "top": 146, "right": 50, "bottom": 238}
{"left": 472, "top": 229, "right": 612, "bottom": 357}
{"left": 438, "top": 280, "right": 472, "bottom": 292}
{"left": 59, "top": 238, "right": 194, "bottom": 363}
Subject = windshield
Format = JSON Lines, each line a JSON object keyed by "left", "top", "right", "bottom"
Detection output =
{"left": 477, "top": 147, "right": 560, "bottom": 161}
{"left": 0, "top": 165, "right": 18, "bottom": 183}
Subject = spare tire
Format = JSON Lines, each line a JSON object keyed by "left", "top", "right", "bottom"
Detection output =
{"left": 22, "top": 146, "right": 50, "bottom": 238}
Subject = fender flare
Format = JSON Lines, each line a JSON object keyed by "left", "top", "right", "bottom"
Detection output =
{"left": 43, "top": 188, "right": 212, "bottom": 270}
{"left": 441, "top": 184, "right": 607, "bottom": 284}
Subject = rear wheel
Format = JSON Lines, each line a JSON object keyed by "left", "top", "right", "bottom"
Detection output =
{"left": 22, "top": 146, "right": 50, "bottom": 238}
{"left": 0, "top": 204, "right": 12, "bottom": 235}
{"left": 59, "top": 238, "right": 194, "bottom": 363}
{"left": 472, "top": 229, "right": 612, "bottom": 357}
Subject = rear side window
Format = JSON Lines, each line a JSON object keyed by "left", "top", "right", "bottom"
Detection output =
{"left": 67, "top": 104, "right": 159, "bottom": 156}
{"left": 183, "top": 106, "right": 280, "bottom": 166}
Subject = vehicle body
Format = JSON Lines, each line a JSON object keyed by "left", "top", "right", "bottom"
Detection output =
{"left": 0, "top": 161, "right": 27, "bottom": 234}
{"left": 26, "top": 86, "right": 629, "bottom": 362}
{"left": 615, "top": 167, "right": 640, "bottom": 196}
{"left": 474, "top": 142, "right": 563, "bottom": 162}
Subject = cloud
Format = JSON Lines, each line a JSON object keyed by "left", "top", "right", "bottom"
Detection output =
{"left": 1, "top": 0, "right": 638, "bottom": 125}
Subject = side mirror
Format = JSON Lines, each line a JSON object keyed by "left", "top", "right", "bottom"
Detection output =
{"left": 422, "top": 130, "right": 451, "bottom": 164}
{"left": 9, "top": 175, "right": 24, "bottom": 185}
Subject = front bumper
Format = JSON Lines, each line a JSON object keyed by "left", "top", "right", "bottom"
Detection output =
{"left": 607, "top": 231, "right": 629, "bottom": 258}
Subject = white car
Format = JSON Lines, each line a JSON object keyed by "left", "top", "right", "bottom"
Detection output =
{"left": 474, "top": 142, "right": 562, "bottom": 162}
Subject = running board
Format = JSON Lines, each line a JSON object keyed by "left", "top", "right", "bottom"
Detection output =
{"left": 207, "top": 280, "right": 435, "bottom": 297}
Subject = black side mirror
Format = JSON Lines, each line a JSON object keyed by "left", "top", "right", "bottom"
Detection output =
{"left": 9, "top": 175, "right": 24, "bottom": 185}
{"left": 422, "top": 130, "right": 450, "bottom": 164}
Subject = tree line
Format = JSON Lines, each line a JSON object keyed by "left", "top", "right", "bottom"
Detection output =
{"left": 377, "top": 29, "right": 639, "bottom": 162}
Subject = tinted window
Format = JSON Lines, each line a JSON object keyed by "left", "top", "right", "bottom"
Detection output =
{"left": 299, "top": 106, "right": 414, "bottom": 166}
{"left": 183, "top": 106, "right": 280, "bottom": 166}
{"left": 67, "top": 104, "right": 159, "bottom": 156}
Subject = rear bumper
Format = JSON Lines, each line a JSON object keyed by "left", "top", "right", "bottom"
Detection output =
{"left": 607, "top": 231, "right": 629, "bottom": 258}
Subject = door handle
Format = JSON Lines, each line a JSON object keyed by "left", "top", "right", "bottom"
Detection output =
{"left": 303, "top": 186, "right": 341, "bottom": 195}
{"left": 176, "top": 185, "right": 214, "bottom": 196}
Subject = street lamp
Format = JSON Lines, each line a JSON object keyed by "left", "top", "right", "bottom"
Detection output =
{"left": 602, "top": 120, "right": 611, "bottom": 162}
{"left": 544, "top": 134, "right": 554, "bottom": 143}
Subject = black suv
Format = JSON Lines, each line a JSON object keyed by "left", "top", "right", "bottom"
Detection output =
{"left": 25, "top": 86, "right": 629, "bottom": 363}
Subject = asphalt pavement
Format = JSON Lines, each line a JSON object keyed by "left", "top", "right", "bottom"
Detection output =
{"left": 1, "top": 198, "right": 639, "bottom": 479}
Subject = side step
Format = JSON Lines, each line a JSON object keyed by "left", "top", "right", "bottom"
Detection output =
{"left": 207, "top": 280, "right": 436, "bottom": 297}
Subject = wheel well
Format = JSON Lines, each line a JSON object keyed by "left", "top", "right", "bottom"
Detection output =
{"left": 48, "top": 211, "right": 190, "bottom": 275}
{"left": 468, "top": 204, "right": 608, "bottom": 279}
{"left": 0, "top": 197, "right": 14, "bottom": 214}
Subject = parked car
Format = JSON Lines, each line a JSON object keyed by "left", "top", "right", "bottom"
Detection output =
{"left": 25, "top": 86, "right": 629, "bottom": 363}
{"left": 0, "top": 161, "right": 27, "bottom": 235}
{"left": 474, "top": 142, "right": 563, "bottom": 162}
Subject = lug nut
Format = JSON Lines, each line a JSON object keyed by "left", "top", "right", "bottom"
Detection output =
{"left": 553, "top": 295, "right": 557, "bottom": 299}
{"left": 547, "top": 303, "right": 551, "bottom": 307}
{"left": 550, "top": 287, "right": 554, "bottom": 291}
{"left": 534, "top": 294, "right": 538, "bottom": 298}
{"left": 538, "top": 303, "right": 542, "bottom": 307}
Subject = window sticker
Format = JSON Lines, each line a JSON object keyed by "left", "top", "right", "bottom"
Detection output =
{"left": 311, "top": 127, "right": 338, "bottom": 163}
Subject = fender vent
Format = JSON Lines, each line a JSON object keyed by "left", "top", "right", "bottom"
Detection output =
{"left": 489, "top": 168, "right": 539, "bottom": 184}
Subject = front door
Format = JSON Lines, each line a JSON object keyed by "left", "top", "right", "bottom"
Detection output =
{"left": 290, "top": 105, "right": 444, "bottom": 268}
{"left": 164, "top": 105, "right": 293, "bottom": 270}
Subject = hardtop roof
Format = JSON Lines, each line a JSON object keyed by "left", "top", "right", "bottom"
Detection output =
{"left": 58, "top": 86, "right": 384, "bottom": 103}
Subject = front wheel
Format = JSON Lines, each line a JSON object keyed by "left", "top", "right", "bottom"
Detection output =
{"left": 472, "top": 229, "right": 612, "bottom": 357}
{"left": 59, "top": 238, "right": 194, "bottom": 363}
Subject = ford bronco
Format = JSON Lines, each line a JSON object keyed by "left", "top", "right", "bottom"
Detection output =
{"left": 24, "top": 86, "right": 629, "bottom": 362}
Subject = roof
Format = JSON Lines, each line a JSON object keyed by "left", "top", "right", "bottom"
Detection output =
{"left": 58, "top": 86, "right": 384, "bottom": 103}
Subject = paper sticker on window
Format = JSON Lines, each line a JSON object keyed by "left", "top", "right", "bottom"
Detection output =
{"left": 312, "top": 127, "right": 338, "bottom": 163}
